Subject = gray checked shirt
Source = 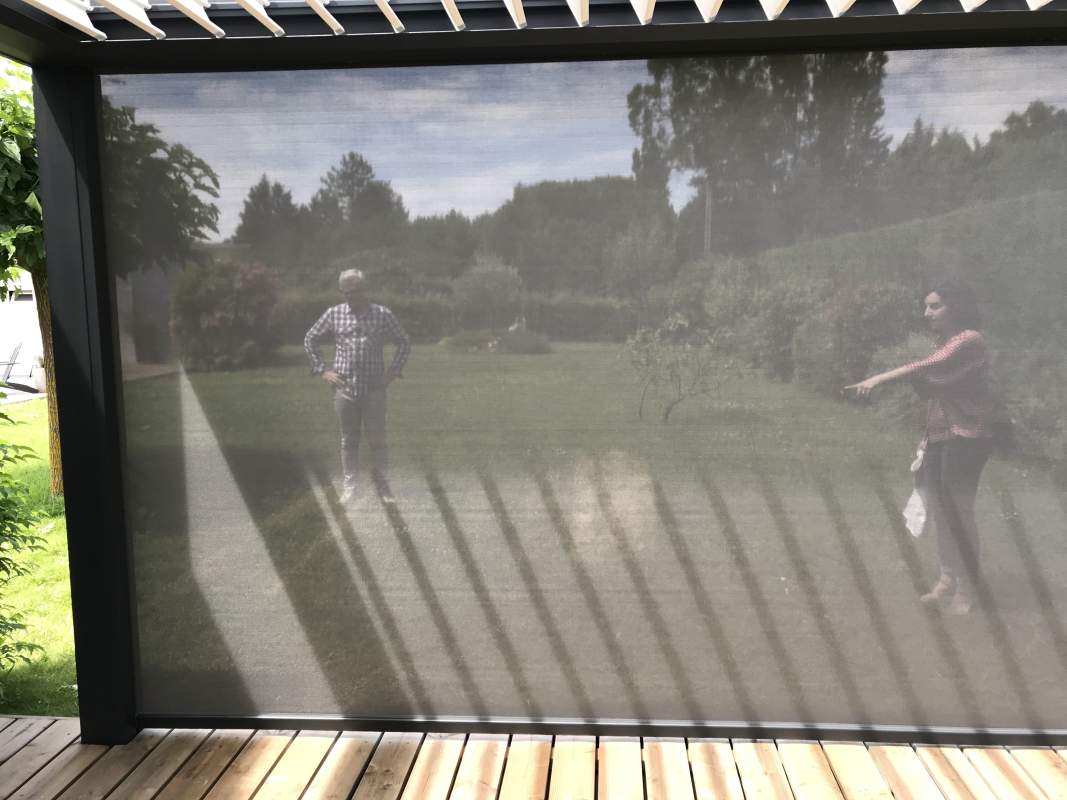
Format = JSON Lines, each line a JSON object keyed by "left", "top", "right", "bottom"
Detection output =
{"left": 304, "top": 303, "right": 411, "bottom": 398}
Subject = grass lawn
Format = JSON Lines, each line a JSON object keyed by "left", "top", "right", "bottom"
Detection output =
{"left": 0, "top": 398, "right": 77, "bottom": 716}
{"left": 121, "top": 343, "right": 1067, "bottom": 730}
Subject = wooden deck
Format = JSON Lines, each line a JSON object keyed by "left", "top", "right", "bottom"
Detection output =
{"left": 1, "top": 717, "right": 1066, "bottom": 799}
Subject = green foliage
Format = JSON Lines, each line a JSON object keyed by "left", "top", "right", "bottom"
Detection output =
{"left": 745, "top": 277, "right": 834, "bottom": 380}
{"left": 523, "top": 293, "right": 639, "bottom": 342}
{"left": 101, "top": 99, "right": 220, "bottom": 277}
{"left": 497, "top": 328, "right": 552, "bottom": 355}
{"left": 232, "top": 175, "right": 303, "bottom": 269}
{"left": 866, "top": 333, "right": 938, "bottom": 434}
{"left": 171, "top": 260, "right": 279, "bottom": 371}
{"left": 480, "top": 177, "right": 674, "bottom": 294}
{"left": 604, "top": 217, "right": 676, "bottom": 302}
{"left": 627, "top": 313, "right": 729, "bottom": 422}
{"left": 0, "top": 405, "right": 43, "bottom": 672}
{"left": 452, "top": 255, "right": 523, "bottom": 331}
{"left": 792, "top": 282, "right": 919, "bottom": 393}
{"left": 0, "top": 62, "right": 43, "bottom": 289}
{"left": 442, "top": 329, "right": 498, "bottom": 352}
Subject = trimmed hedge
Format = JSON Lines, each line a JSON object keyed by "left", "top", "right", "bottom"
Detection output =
{"left": 274, "top": 291, "right": 641, "bottom": 345}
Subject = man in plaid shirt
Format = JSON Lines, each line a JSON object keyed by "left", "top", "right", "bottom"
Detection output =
{"left": 305, "top": 269, "right": 411, "bottom": 503}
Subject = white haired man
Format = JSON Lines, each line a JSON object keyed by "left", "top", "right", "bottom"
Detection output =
{"left": 305, "top": 269, "right": 411, "bottom": 504}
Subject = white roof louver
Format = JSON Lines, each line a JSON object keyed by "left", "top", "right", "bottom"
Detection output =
{"left": 168, "top": 0, "right": 225, "bottom": 36}
{"left": 23, "top": 0, "right": 106, "bottom": 38}
{"left": 234, "top": 0, "right": 283, "bottom": 34}
{"left": 306, "top": 0, "right": 343, "bottom": 32}
{"left": 565, "top": 0, "right": 587, "bottom": 25}
{"left": 16, "top": 0, "right": 1054, "bottom": 43}
{"left": 96, "top": 0, "right": 164, "bottom": 37}
{"left": 373, "top": 0, "right": 405, "bottom": 32}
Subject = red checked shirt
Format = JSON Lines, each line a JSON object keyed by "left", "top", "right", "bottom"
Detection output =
{"left": 900, "top": 329, "right": 996, "bottom": 445}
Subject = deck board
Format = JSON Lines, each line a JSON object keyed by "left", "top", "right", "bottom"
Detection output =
{"left": 1009, "top": 748, "right": 1067, "bottom": 800}
{"left": 449, "top": 732, "right": 507, "bottom": 800}
{"left": 777, "top": 740, "right": 843, "bottom": 800}
{"left": 203, "top": 729, "right": 295, "bottom": 800}
{"left": 56, "top": 728, "right": 168, "bottom": 800}
{"left": 497, "top": 734, "right": 551, "bottom": 800}
{"left": 351, "top": 731, "right": 422, "bottom": 800}
{"left": 867, "top": 744, "right": 944, "bottom": 800}
{"left": 964, "top": 747, "right": 1046, "bottom": 800}
{"left": 399, "top": 732, "right": 465, "bottom": 800}
{"left": 598, "top": 736, "right": 643, "bottom": 800}
{"left": 733, "top": 741, "right": 794, "bottom": 800}
{"left": 0, "top": 718, "right": 79, "bottom": 798}
{"left": 689, "top": 739, "right": 744, "bottom": 800}
{"left": 549, "top": 735, "right": 595, "bottom": 800}
{"left": 303, "top": 731, "right": 380, "bottom": 800}
{"left": 0, "top": 718, "right": 1060, "bottom": 800}
{"left": 822, "top": 742, "right": 893, "bottom": 800}
{"left": 644, "top": 737, "right": 695, "bottom": 800}
{"left": 154, "top": 728, "right": 254, "bottom": 800}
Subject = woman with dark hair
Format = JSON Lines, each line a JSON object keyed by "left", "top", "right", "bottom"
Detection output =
{"left": 846, "top": 279, "right": 996, "bottom": 615}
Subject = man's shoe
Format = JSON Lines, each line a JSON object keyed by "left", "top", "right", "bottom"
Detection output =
{"left": 379, "top": 491, "right": 396, "bottom": 505}
{"left": 340, "top": 485, "right": 356, "bottom": 504}
{"left": 920, "top": 574, "right": 956, "bottom": 605}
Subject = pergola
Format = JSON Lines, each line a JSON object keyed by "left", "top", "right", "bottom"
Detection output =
{"left": 0, "top": 0, "right": 1065, "bottom": 748}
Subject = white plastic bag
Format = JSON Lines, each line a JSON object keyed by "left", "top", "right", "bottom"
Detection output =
{"left": 903, "top": 448, "right": 930, "bottom": 538}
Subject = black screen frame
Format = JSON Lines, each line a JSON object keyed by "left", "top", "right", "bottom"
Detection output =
{"left": 29, "top": 12, "right": 1067, "bottom": 744}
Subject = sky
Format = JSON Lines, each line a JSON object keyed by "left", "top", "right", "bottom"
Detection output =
{"left": 101, "top": 47, "right": 1067, "bottom": 241}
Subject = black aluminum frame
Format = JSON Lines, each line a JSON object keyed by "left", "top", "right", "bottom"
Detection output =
{"left": 13, "top": 2, "right": 1067, "bottom": 744}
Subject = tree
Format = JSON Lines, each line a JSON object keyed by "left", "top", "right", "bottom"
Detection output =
{"left": 604, "top": 217, "right": 675, "bottom": 307}
{"left": 307, "top": 152, "right": 408, "bottom": 253}
{"left": 628, "top": 53, "right": 891, "bottom": 254}
{"left": 481, "top": 177, "right": 673, "bottom": 294}
{"left": 233, "top": 175, "right": 302, "bottom": 269}
{"left": 0, "top": 403, "right": 42, "bottom": 672}
{"left": 881, "top": 119, "right": 978, "bottom": 224}
{"left": 0, "top": 62, "right": 61, "bottom": 495}
{"left": 101, "top": 97, "right": 220, "bottom": 363}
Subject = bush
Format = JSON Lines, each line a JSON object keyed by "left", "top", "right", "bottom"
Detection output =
{"left": 523, "top": 293, "right": 639, "bottom": 341}
{"left": 0, "top": 405, "right": 42, "bottom": 672}
{"left": 442, "top": 329, "right": 497, "bottom": 352}
{"left": 171, "top": 259, "right": 279, "bottom": 371}
{"left": 988, "top": 345, "right": 1067, "bottom": 462}
{"left": 745, "top": 277, "right": 833, "bottom": 380}
{"left": 792, "top": 282, "right": 919, "bottom": 395}
{"left": 498, "top": 328, "right": 552, "bottom": 354}
{"left": 452, "top": 258, "right": 523, "bottom": 331}
{"left": 866, "top": 333, "right": 935, "bottom": 433}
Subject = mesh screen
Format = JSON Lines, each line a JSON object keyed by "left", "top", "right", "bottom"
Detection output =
{"left": 105, "top": 48, "right": 1067, "bottom": 729}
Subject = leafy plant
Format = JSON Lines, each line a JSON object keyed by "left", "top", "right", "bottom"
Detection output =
{"left": 0, "top": 402, "right": 43, "bottom": 672}
{"left": 171, "top": 260, "right": 279, "bottom": 371}
{"left": 627, "top": 313, "right": 728, "bottom": 423}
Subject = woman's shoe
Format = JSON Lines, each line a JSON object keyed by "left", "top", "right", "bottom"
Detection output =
{"left": 920, "top": 574, "right": 956, "bottom": 605}
{"left": 947, "top": 589, "right": 973, "bottom": 615}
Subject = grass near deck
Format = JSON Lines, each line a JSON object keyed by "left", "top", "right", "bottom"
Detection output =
{"left": 0, "top": 398, "right": 76, "bottom": 716}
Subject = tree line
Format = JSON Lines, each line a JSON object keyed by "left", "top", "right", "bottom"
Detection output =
{"left": 231, "top": 53, "right": 1067, "bottom": 302}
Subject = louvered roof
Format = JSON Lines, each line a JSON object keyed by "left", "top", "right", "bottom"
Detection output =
{"left": 10, "top": 0, "right": 1063, "bottom": 43}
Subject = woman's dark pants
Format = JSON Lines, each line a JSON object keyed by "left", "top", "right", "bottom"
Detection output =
{"left": 923, "top": 437, "right": 993, "bottom": 590}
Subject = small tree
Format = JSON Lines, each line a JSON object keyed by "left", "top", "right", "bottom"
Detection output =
{"left": 627, "top": 312, "right": 727, "bottom": 423}
{"left": 0, "top": 402, "right": 42, "bottom": 672}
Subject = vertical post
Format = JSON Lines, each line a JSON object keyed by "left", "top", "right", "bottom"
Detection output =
{"left": 33, "top": 68, "right": 138, "bottom": 744}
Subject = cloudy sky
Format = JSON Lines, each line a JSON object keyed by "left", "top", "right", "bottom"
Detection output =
{"left": 101, "top": 47, "right": 1067, "bottom": 240}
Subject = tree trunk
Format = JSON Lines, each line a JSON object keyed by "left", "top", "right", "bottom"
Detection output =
{"left": 29, "top": 268, "right": 63, "bottom": 497}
